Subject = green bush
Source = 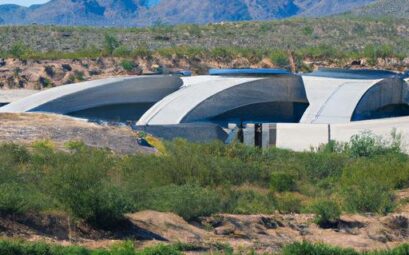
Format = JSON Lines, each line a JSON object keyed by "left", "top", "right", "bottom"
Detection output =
{"left": 283, "top": 242, "right": 409, "bottom": 255}
{"left": 340, "top": 159, "right": 396, "bottom": 214}
{"left": 113, "top": 46, "right": 131, "bottom": 57}
{"left": 120, "top": 60, "right": 136, "bottom": 71}
{"left": 270, "top": 50, "right": 289, "bottom": 67}
{"left": 227, "top": 189, "right": 274, "bottom": 214}
{"left": 143, "top": 184, "right": 222, "bottom": 221}
{"left": 48, "top": 149, "right": 130, "bottom": 228}
{"left": 0, "top": 240, "right": 185, "bottom": 255}
{"left": 275, "top": 192, "right": 304, "bottom": 213}
{"left": 9, "top": 42, "right": 30, "bottom": 59}
{"left": 283, "top": 242, "right": 359, "bottom": 255}
{"left": 270, "top": 172, "right": 297, "bottom": 192}
{"left": 103, "top": 33, "right": 121, "bottom": 55}
{"left": 311, "top": 199, "right": 341, "bottom": 228}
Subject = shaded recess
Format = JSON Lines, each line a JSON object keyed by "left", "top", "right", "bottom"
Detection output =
{"left": 181, "top": 75, "right": 309, "bottom": 126}
{"left": 352, "top": 78, "right": 409, "bottom": 121}
{"left": 67, "top": 103, "right": 155, "bottom": 122}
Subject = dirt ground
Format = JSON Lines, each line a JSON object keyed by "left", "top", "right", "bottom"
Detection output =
{"left": 3, "top": 190, "right": 409, "bottom": 253}
{"left": 0, "top": 112, "right": 155, "bottom": 154}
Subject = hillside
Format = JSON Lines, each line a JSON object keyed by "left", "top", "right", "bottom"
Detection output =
{"left": 353, "top": 0, "right": 409, "bottom": 19}
{"left": 0, "top": 17, "right": 408, "bottom": 55}
{"left": 0, "top": 0, "right": 376, "bottom": 26}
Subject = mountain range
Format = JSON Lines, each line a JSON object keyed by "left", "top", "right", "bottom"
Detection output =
{"left": 0, "top": 0, "right": 403, "bottom": 27}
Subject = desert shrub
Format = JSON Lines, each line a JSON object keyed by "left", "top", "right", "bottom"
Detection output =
{"left": 270, "top": 50, "right": 289, "bottom": 67}
{"left": 275, "top": 192, "right": 304, "bottom": 213}
{"left": 44, "top": 65, "right": 55, "bottom": 77}
{"left": 270, "top": 172, "right": 297, "bottom": 192}
{"left": 226, "top": 188, "right": 274, "bottom": 214}
{"left": 310, "top": 199, "right": 341, "bottom": 228}
{"left": 364, "top": 44, "right": 394, "bottom": 65}
{"left": 284, "top": 242, "right": 409, "bottom": 255}
{"left": 283, "top": 242, "right": 359, "bottom": 255}
{"left": 211, "top": 47, "right": 235, "bottom": 60}
{"left": 112, "top": 46, "right": 131, "bottom": 57}
{"left": 142, "top": 184, "right": 221, "bottom": 221}
{"left": 48, "top": 149, "right": 130, "bottom": 228}
{"left": 302, "top": 26, "right": 314, "bottom": 36}
{"left": 0, "top": 183, "right": 44, "bottom": 215}
{"left": 132, "top": 45, "right": 152, "bottom": 58}
{"left": 103, "top": 33, "right": 121, "bottom": 55}
{"left": 120, "top": 60, "right": 136, "bottom": 71}
{"left": 139, "top": 244, "right": 181, "bottom": 255}
{"left": 0, "top": 143, "right": 30, "bottom": 164}
{"left": 300, "top": 152, "right": 348, "bottom": 182}
{"left": 74, "top": 70, "right": 85, "bottom": 81}
{"left": 340, "top": 158, "right": 397, "bottom": 214}
{"left": 9, "top": 41, "right": 30, "bottom": 59}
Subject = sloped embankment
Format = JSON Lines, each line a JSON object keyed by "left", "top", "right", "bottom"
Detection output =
{"left": 0, "top": 113, "right": 154, "bottom": 154}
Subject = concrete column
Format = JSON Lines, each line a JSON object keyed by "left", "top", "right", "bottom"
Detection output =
{"left": 243, "top": 123, "right": 255, "bottom": 146}
{"left": 262, "top": 123, "right": 277, "bottom": 148}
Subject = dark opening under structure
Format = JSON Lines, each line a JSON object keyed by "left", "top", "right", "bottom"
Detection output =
{"left": 352, "top": 78, "right": 409, "bottom": 121}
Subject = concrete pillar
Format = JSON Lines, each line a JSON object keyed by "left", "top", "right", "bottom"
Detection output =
{"left": 262, "top": 123, "right": 277, "bottom": 148}
{"left": 243, "top": 123, "right": 255, "bottom": 146}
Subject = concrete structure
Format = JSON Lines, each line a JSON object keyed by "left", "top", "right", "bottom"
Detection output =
{"left": 0, "top": 76, "right": 183, "bottom": 122}
{"left": 300, "top": 76, "right": 408, "bottom": 123}
{"left": 1, "top": 69, "right": 408, "bottom": 152}
{"left": 138, "top": 75, "right": 309, "bottom": 126}
{"left": 0, "top": 89, "right": 38, "bottom": 107}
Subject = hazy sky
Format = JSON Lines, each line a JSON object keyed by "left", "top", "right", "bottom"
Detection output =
{"left": 0, "top": 0, "right": 49, "bottom": 6}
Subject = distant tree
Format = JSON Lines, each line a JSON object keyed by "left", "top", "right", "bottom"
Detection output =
{"left": 103, "top": 33, "right": 120, "bottom": 55}
{"left": 9, "top": 42, "right": 29, "bottom": 59}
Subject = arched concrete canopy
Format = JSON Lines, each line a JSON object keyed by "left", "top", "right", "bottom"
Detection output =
{"left": 352, "top": 78, "right": 409, "bottom": 121}
{"left": 301, "top": 75, "right": 409, "bottom": 124}
{"left": 0, "top": 76, "right": 183, "bottom": 121}
{"left": 300, "top": 76, "right": 384, "bottom": 124}
{"left": 137, "top": 75, "right": 308, "bottom": 126}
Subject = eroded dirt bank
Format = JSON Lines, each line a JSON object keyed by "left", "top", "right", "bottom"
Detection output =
{"left": 3, "top": 195, "right": 409, "bottom": 254}
{"left": 0, "top": 56, "right": 408, "bottom": 90}
{"left": 0, "top": 113, "right": 154, "bottom": 154}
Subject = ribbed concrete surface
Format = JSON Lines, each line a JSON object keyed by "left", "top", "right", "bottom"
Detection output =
{"left": 138, "top": 75, "right": 307, "bottom": 126}
{"left": 0, "top": 76, "right": 183, "bottom": 114}
{"left": 137, "top": 76, "right": 264, "bottom": 125}
{"left": 300, "top": 76, "right": 382, "bottom": 123}
{"left": 0, "top": 89, "right": 38, "bottom": 104}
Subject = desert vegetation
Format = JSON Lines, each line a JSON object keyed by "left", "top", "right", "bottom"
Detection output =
{"left": 0, "top": 132, "right": 407, "bottom": 228}
{"left": 0, "top": 16, "right": 407, "bottom": 66}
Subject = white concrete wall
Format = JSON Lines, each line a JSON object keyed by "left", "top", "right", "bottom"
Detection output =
{"left": 274, "top": 117, "right": 409, "bottom": 152}
{"left": 331, "top": 117, "right": 409, "bottom": 152}
{"left": 276, "top": 123, "right": 329, "bottom": 151}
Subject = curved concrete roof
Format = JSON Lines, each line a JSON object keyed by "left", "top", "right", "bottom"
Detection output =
{"left": 301, "top": 76, "right": 408, "bottom": 123}
{"left": 137, "top": 75, "right": 308, "bottom": 126}
{"left": 300, "top": 76, "right": 383, "bottom": 123}
{"left": 0, "top": 89, "right": 38, "bottom": 105}
{"left": 0, "top": 76, "right": 183, "bottom": 116}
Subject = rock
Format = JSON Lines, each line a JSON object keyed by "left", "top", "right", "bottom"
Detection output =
{"left": 214, "top": 225, "right": 235, "bottom": 236}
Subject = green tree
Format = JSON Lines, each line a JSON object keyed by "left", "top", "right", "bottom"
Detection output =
{"left": 103, "top": 33, "right": 121, "bottom": 55}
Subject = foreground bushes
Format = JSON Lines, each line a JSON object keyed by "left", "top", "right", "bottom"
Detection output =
{"left": 1, "top": 240, "right": 409, "bottom": 255}
{"left": 0, "top": 132, "right": 407, "bottom": 226}
{"left": 283, "top": 242, "right": 409, "bottom": 255}
{"left": 0, "top": 240, "right": 182, "bottom": 255}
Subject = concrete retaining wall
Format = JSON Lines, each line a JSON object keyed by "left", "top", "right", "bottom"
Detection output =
{"left": 275, "top": 123, "right": 329, "bottom": 151}
{"left": 331, "top": 117, "right": 409, "bottom": 151}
